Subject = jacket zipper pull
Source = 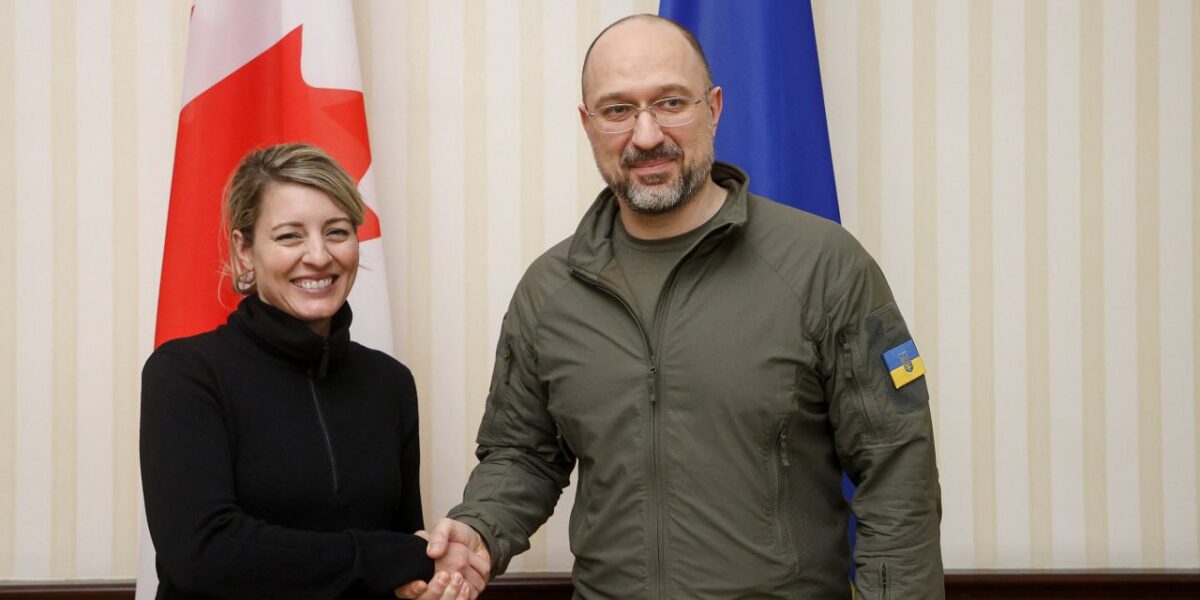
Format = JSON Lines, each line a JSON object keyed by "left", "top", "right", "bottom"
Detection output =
{"left": 318, "top": 341, "right": 331, "bottom": 378}
{"left": 779, "top": 429, "right": 790, "bottom": 467}
{"left": 648, "top": 363, "right": 658, "bottom": 403}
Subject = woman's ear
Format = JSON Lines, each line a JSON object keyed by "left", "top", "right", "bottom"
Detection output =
{"left": 232, "top": 229, "right": 253, "bottom": 272}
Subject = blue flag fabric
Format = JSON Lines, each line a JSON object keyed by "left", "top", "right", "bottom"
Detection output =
{"left": 658, "top": 0, "right": 855, "bottom": 576}
{"left": 658, "top": 0, "right": 839, "bottom": 222}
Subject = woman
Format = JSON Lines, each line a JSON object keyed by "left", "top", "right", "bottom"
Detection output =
{"left": 140, "top": 144, "right": 478, "bottom": 599}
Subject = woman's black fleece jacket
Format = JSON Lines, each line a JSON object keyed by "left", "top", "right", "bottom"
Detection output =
{"left": 140, "top": 294, "right": 434, "bottom": 599}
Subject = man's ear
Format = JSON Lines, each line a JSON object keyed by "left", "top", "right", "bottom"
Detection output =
{"left": 579, "top": 104, "right": 590, "bottom": 132}
{"left": 707, "top": 86, "right": 724, "bottom": 135}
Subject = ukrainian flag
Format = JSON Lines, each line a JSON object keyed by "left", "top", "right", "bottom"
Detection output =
{"left": 882, "top": 340, "right": 927, "bottom": 389}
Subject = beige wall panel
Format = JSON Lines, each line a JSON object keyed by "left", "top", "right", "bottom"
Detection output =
{"left": 1024, "top": 0, "right": 1053, "bottom": 569}
{"left": 0, "top": 0, "right": 18, "bottom": 579}
{"left": 991, "top": 0, "right": 1031, "bottom": 568}
{"left": 1133, "top": 0, "right": 1165, "bottom": 568}
{"left": 50, "top": 0, "right": 79, "bottom": 579}
{"left": 1101, "top": 0, "right": 1141, "bottom": 567}
{"left": 1158, "top": 0, "right": 1198, "bottom": 568}
{"left": 74, "top": 0, "right": 117, "bottom": 575}
{"left": 426, "top": 0, "right": 470, "bottom": 525}
{"left": 1045, "top": 0, "right": 1088, "bottom": 569}
{"left": 14, "top": 0, "right": 55, "bottom": 578}
{"left": 932, "top": 0, "right": 975, "bottom": 569}
{"left": 109, "top": 0, "right": 140, "bottom": 578}
{"left": 968, "top": 0, "right": 997, "bottom": 568}
{"left": 817, "top": 0, "right": 859, "bottom": 237}
{"left": 911, "top": 0, "right": 940, "bottom": 437}
{"left": 878, "top": 0, "right": 915, "bottom": 323}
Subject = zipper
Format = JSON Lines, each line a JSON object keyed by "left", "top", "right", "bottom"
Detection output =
{"left": 569, "top": 226, "right": 724, "bottom": 597}
{"left": 307, "top": 373, "right": 339, "bottom": 494}
{"left": 774, "top": 420, "right": 798, "bottom": 576}
{"left": 840, "top": 332, "right": 879, "bottom": 440}
{"left": 571, "top": 268, "right": 662, "bottom": 595}
{"left": 880, "top": 562, "right": 889, "bottom": 600}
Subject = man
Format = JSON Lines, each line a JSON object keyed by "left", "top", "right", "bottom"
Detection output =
{"left": 419, "top": 14, "right": 943, "bottom": 599}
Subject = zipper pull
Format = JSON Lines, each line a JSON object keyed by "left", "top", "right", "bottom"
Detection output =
{"left": 779, "top": 430, "right": 790, "bottom": 466}
{"left": 318, "top": 341, "right": 331, "bottom": 378}
{"left": 648, "top": 364, "right": 658, "bottom": 403}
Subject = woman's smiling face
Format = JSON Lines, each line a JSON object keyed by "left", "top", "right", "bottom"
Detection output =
{"left": 234, "top": 181, "right": 359, "bottom": 337}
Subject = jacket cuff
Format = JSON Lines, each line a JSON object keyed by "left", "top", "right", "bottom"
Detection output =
{"left": 349, "top": 530, "right": 435, "bottom": 594}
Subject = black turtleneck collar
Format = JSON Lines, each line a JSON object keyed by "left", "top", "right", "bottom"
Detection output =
{"left": 227, "top": 294, "right": 353, "bottom": 378}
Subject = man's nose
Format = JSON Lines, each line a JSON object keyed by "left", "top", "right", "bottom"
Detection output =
{"left": 630, "top": 109, "right": 665, "bottom": 150}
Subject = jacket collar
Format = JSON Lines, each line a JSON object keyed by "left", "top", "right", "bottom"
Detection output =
{"left": 228, "top": 294, "right": 352, "bottom": 378}
{"left": 567, "top": 161, "right": 751, "bottom": 278}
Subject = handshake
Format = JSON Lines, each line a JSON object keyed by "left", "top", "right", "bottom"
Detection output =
{"left": 394, "top": 519, "right": 493, "bottom": 600}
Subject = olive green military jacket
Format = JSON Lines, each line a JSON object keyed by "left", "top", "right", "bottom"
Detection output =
{"left": 448, "top": 162, "right": 943, "bottom": 599}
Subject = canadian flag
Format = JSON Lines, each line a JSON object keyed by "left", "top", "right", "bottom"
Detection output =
{"left": 141, "top": 1, "right": 391, "bottom": 596}
{"left": 154, "top": 0, "right": 392, "bottom": 352}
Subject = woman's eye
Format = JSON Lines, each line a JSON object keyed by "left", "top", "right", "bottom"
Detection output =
{"left": 275, "top": 232, "right": 301, "bottom": 242}
{"left": 326, "top": 228, "right": 351, "bottom": 239}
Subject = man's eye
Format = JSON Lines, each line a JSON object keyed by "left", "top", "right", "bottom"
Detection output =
{"left": 600, "top": 105, "right": 633, "bottom": 119}
{"left": 657, "top": 98, "right": 687, "bottom": 111}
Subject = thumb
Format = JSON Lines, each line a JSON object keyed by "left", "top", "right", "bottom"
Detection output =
{"left": 426, "top": 520, "right": 450, "bottom": 558}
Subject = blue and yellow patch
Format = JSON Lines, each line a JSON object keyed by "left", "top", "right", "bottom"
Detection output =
{"left": 881, "top": 340, "right": 925, "bottom": 389}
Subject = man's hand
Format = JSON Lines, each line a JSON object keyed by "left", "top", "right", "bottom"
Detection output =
{"left": 394, "top": 521, "right": 492, "bottom": 600}
{"left": 426, "top": 518, "right": 492, "bottom": 568}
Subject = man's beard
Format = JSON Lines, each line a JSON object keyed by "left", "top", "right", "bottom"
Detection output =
{"left": 604, "top": 138, "right": 713, "bottom": 215}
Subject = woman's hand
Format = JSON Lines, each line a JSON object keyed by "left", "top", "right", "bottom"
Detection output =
{"left": 396, "top": 571, "right": 470, "bottom": 600}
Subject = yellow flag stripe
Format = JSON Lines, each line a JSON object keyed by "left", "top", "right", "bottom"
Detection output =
{"left": 888, "top": 356, "right": 927, "bottom": 389}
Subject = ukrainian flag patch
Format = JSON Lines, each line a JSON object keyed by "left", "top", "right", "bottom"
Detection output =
{"left": 882, "top": 340, "right": 926, "bottom": 389}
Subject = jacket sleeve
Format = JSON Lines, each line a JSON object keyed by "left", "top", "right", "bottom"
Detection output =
{"left": 396, "top": 368, "right": 426, "bottom": 535}
{"left": 446, "top": 308, "right": 575, "bottom": 575}
{"left": 139, "top": 347, "right": 434, "bottom": 599}
{"left": 819, "top": 240, "right": 944, "bottom": 600}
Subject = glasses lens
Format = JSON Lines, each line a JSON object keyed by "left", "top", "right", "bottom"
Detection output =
{"left": 653, "top": 98, "right": 697, "bottom": 127}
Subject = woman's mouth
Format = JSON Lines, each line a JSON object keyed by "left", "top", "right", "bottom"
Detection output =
{"left": 293, "top": 276, "right": 336, "bottom": 290}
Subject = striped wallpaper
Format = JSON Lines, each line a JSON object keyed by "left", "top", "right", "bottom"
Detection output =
{"left": 0, "top": 0, "right": 1196, "bottom": 582}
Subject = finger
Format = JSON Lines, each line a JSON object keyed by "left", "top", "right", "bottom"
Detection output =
{"left": 414, "top": 530, "right": 429, "bottom": 541}
{"left": 439, "top": 579, "right": 462, "bottom": 600}
{"left": 461, "top": 564, "right": 486, "bottom": 594}
{"left": 393, "top": 579, "right": 425, "bottom": 599}
{"left": 457, "top": 579, "right": 472, "bottom": 600}
{"left": 467, "top": 548, "right": 491, "bottom": 580}
{"left": 414, "top": 572, "right": 449, "bottom": 600}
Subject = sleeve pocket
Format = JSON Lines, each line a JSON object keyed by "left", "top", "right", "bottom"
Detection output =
{"left": 864, "top": 302, "right": 929, "bottom": 415}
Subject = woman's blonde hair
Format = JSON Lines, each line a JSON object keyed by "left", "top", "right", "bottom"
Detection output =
{"left": 223, "top": 143, "right": 365, "bottom": 296}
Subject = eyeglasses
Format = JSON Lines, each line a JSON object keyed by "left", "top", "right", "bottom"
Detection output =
{"left": 586, "top": 96, "right": 706, "bottom": 134}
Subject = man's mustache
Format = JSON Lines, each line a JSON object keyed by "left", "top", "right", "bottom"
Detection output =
{"left": 620, "top": 143, "right": 683, "bottom": 168}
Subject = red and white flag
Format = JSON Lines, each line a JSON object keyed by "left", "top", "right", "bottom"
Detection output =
{"left": 141, "top": 1, "right": 391, "bottom": 596}
{"left": 154, "top": 0, "right": 392, "bottom": 352}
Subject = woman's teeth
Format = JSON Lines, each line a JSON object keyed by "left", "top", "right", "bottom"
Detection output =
{"left": 295, "top": 277, "right": 333, "bottom": 290}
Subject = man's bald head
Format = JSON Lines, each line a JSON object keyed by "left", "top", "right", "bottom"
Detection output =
{"left": 581, "top": 14, "right": 713, "bottom": 105}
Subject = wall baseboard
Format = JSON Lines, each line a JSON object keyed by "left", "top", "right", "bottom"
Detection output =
{"left": 1, "top": 570, "right": 1198, "bottom": 599}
